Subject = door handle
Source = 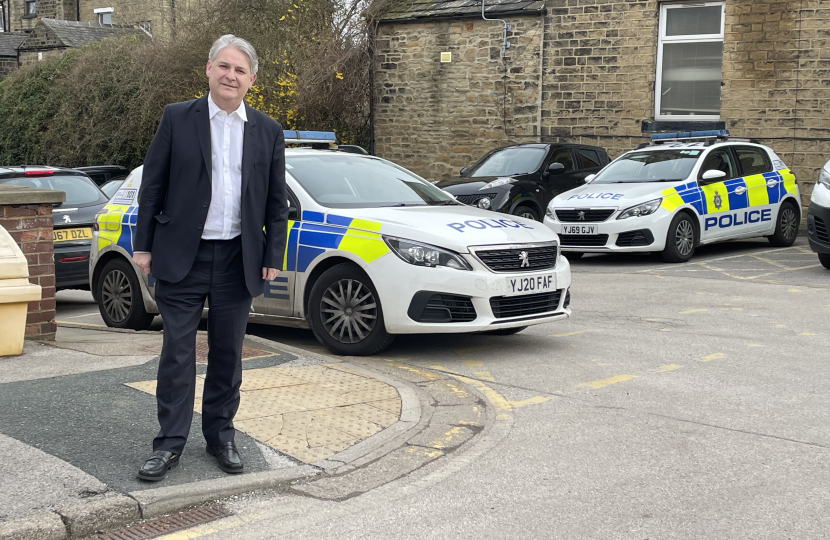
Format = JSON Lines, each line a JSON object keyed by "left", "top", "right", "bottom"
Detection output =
{"left": 735, "top": 186, "right": 747, "bottom": 195}
{"left": 767, "top": 180, "right": 779, "bottom": 187}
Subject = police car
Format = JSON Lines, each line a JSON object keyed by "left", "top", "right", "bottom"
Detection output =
{"left": 90, "top": 132, "right": 572, "bottom": 355}
{"left": 807, "top": 158, "right": 830, "bottom": 269}
{"left": 543, "top": 131, "right": 801, "bottom": 262}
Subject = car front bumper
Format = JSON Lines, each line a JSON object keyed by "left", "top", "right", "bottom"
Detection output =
{"left": 370, "top": 251, "right": 572, "bottom": 334}
{"left": 543, "top": 210, "right": 671, "bottom": 253}
{"left": 807, "top": 202, "right": 830, "bottom": 254}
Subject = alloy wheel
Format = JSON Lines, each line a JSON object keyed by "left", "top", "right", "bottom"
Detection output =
{"left": 781, "top": 207, "right": 798, "bottom": 242}
{"left": 519, "top": 212, "right": 536, "bottom": 220}
{"left": 675, "top": 220, "right": 694, "bottom": 256}
{"left": 320, "top": 278, "right": 378, "bottom": 344}
{"left": 101, "top": 269, "right": 132, "bottom": 323}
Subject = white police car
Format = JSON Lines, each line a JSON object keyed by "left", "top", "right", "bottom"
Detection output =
{"left": 544, "top": 131, "right": 801, "bottom": 262}
{"left": 807, "top": 158, "right": 830, "bottom": 269}
{"left": 90, "top": 132, "right": 572, "bottom": 355}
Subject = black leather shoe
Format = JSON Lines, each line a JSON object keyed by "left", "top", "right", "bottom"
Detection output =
{"left": 137, "top": 450, "right": 179, "bottom": 482}
{"left": 206, "top": 441, "right": 244, "bottom": 474}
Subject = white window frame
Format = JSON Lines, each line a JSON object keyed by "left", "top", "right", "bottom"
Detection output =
{"left": 94, "top": 7, "right": 114, "bottom": 25}
{"left": 654, "top": 1, "right": 725, "bottom": 121}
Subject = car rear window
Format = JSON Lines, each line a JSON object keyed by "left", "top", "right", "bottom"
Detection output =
{"left": 734, "top": 146, "right": 772, "bottom": 176}
{"left": 0, "top": 175, "right": 107, "bottom": 206}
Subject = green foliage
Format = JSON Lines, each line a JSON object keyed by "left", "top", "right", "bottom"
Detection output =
{"left": 0, "top": 0, "right": 373, "bottom": 168}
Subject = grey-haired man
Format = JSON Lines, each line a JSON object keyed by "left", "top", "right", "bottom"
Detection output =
{"left": 133, "top": 35, "right": 288, "bottom": 481}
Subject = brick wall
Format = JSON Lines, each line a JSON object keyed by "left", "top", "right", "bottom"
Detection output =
{"left": 374, "top": 0, "right": 830, "bottom": 202}
{"left": 0, "top": 204, "right": 56, "bottom": 340}
{"left": 373, "top": 16, "right": 544, "bottom": 180}
{"left": 0, "top": 56, "right": 18, "bottom": 78}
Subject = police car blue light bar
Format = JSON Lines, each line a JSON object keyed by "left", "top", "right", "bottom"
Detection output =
{"left": 650, "top": 130, "right": 729, "bottom": 142}
{"left": 283, "top": 130, "right": 338, "bottom": 144}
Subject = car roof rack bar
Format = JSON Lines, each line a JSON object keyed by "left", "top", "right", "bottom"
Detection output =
{"left": 650, "top": 129, "right": 730, "bottom": 145}
{"left": 284, "top": 130, "right": 338, "bottom": 145}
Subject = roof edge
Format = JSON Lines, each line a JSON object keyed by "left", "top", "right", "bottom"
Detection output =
{"left": 377, "top": 7, "right": 545, "bottom": 24}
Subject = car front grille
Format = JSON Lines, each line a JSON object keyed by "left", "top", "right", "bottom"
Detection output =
{"left": 555, "top": 209, "right": 616, "bottom": 222}
{"left": 615, "top": 229, "right": 655, "bottom": 247}
{"left": 490, "top": 290, "right": 563, "bottom": 319}
{"left": 474, "top": 243, "right": 558, "bottom": 272}
{"left": 455, "top": 193, "right": 497, "bottom": 205}
{"left": 815, "top": 216, "right": 829, "bottom": 243}
{"left": 559, "top": 234, "right": 609, "bottom": 247}
{"left": 418, "top": 294, "right": 477, "bottom": 323}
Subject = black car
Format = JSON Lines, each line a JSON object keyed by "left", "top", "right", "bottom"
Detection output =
{"left": 436, "top": 143, "right": 610, "bottom": 221}
{"left": 75, "top": 165, "right": 129, "bottom": 187}
{"left": 0, "top": 166, "right": 109, "bottom": 290}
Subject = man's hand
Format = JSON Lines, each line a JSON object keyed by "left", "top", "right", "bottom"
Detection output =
{"left": 133, "top": 252, "right": 152, "bottom": 274}
{"left": 262, "top": 267, "right": 280, "bottom": 281}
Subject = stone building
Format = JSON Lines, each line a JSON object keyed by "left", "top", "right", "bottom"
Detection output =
{"left": 16, "top": 17, "right": 144, "bottom": 67}
{"left": 0, "top": 32, "right": 24, "bottom": 76}
{"left": 4, "top": 0, "right": 174, "bottom": 36}
{"left": 372, "top": 0, "right": 830, "bottom": 203}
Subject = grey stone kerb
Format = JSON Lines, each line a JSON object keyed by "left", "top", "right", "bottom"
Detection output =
{"left": 0, "top": 186, "right": 65, "bottom": 206}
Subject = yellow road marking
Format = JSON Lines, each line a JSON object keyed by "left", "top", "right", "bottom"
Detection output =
{"left": 578, "top": 374, "right": 637, "bottom": 389}
{"left": 427, "top": 426, "right": 467, "bottom": 449}
{"left": 55, "top": 320, "right": 108, "bottom": 328}
{"left": 798, "top": 332, "right": 818, "bottom": 336}
{"left": 788, "top": 289, "right": 803, "bottom": 293}
{"left": 748, "top": 344, "right": 763, "bottom": 347}
{"left": 462, "top": 360, "right": 484, "bottom": 367}
{"left": 550, "top": 330, "right": 592, "bottom": 338}
{"left": 679, "top": 308, "right": 708, "bottom": 314}
{"left": 775, "top": 324, "right": 788, "bottom": 328}
{"left": 700, "top": 353, "right": 726, "bottom": 362}
{"left": 386, "top": 362, "right": 440, "bottom": 381}
{"left": 650, "top": 364, "right": 683, "bottom": 373}
{"left": 404, "top": 446, "right": 445, "bottom": 458}
{"left": 451, "top": 375, "right": 549, "bottom": 412}
{"left": 659, "top": 328, "right": 672, "bottom": 332}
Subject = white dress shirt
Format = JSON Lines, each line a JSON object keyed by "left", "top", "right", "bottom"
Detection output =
{"left": 202, "top": 93, "right": 247, "bottom": 240}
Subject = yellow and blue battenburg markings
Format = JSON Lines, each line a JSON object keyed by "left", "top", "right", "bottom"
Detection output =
{"left": 661, "top": 169, "right": 796, "bottom": 216}
{"left": 285, "top": 210, "right": 389, "bottom": 273}
{"left": 97, "top": 204, "right": 137, "bottom": 255}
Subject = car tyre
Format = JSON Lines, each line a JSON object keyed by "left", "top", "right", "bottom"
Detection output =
{"left": 767, "top": 201, "right": 799, "bottom": 247}
{"left": 513, "top": 205, "right": 540, "bottom": 222}
{"left": 483, "top": 326, "right": 528, "bottom": 336}
{"left": 661, "top": 212, "right": 696, "bottom": 263}
{"left": 818, "top": 253, "right": 830, "bottom": 270}
{"left": 308, "top": 263, "right": 394, "bottom": 356}
{"left": 97, "top": 258, "right": 155, "bottom": 330}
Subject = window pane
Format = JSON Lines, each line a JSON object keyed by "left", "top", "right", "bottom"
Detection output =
{"left": 735, "top": 147, "right": 772, "bottom": 176}
{"left": 469, "top": 147, "right": 547, "bottom": 177}
{"left": 666, "top": 5, "right": 722, "bottom": 36}
{"left": 660, "top": 41, "right": 723, "bottom": 116}
{"left": 593, "top": 150, "right": 702, "bottom": 184}
{"left": 578, "top": 149, "right": 601, "bottom": 169}
{"left": 699, "top": 149, "right": 737, "bottom": 181}
{"left": 549, "top": 148, "right": 575, "bottom": 171}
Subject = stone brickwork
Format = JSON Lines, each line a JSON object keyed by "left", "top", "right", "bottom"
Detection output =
{"left": 0, "top": 56, "right": 18, "bottom": 78}
{"left": 78, "top": 0, "right": 173, "bottom": 36}
{"left": 9, "top": 0, "right": 77, "bottom": 33}
{"left": 373, "top": 16, "right": 544, "bottom": 180}
{"left": 374, "top": 0, "right": 830, "bottom": 203}
{"left": 0, "top": 204, "right": 57, "bottom": 340}
{"left": 18, "top": 46, "right": 63, "bottom": 66}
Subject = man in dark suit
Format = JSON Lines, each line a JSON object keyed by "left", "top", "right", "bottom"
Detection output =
{"left": 133, "top": 35, "right": 287, "bottom": 481}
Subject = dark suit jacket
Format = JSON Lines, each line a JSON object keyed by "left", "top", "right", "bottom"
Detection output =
{"left": 134, "top": 95, "right": 288, "bottom": 297}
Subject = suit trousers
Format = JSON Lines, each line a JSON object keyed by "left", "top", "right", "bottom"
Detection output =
{"left": 153, "top": 237, "right": 252, "bottom": 454}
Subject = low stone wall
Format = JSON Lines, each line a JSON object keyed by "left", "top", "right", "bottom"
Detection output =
{"left": 0, "top": 187, "right": 65, "bottom": 341}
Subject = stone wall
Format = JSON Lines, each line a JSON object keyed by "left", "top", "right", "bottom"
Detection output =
{"left": 374, "top": 0, "right": 830, "bottom": 202}
{"left": 0, "top": 203, "right": 58, "bottom": 340}
{"left": 373, "top": 15, "right": 544, "bottom": 180}
{"left": 9, "top": 0, "right": 77, "bottom": 33}
{"left": 0, "top": 56, "right": 18, "bottom": 78}
{"left": 78, "top": 0, "right": 172, "bottom": 36}
{"left": 16, "top": 20, "right": 64, "bottom": 65}
{"left": 18, "top": 46, "right": 63, "bottom": 66}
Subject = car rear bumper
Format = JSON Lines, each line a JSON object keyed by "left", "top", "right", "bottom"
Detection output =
{"left": 55, "top": 243, "right": 91, "bottom": 289}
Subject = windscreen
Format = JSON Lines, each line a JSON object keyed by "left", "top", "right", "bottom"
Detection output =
{"left": 468, "top": 147, "right": 547, "bottom": 178}
{"left": 286, "top": 154, "right": 455, "bottom": 208}
{"left": 592, "top": 150, "right": 702, "bottom": 184}
{"left": 0, "top": 175, "right": 107, "bottom": 206}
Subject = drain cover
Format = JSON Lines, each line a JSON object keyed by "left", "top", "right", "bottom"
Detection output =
{"left": 90, "top": 505, "right": 232, "bottom": 540}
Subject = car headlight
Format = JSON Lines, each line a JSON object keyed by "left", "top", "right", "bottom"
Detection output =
{"left": 545, "top": 206, "right": 555, "bottom": 220}
{"left": 617, "top": 198, "right": 662, "bottom": 220}
{"left": 818, "top": 169, "right": 830, "bottom": 189}
{"left": 479, "top": 177, "right": 516, "bottom": 190}
{"left": 383, "top": 236, "right": 472, "bottom": 270}
{"left": 478, "top": 197, "right": 492, "bottom": 209}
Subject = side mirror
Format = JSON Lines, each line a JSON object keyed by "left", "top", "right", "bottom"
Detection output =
{"left": 288, "top": 205, "right": 298, "bottom": 219}
{"left": 701, "top": 169, "right": 727, "bottom": 182}
{"left": 547, "top": 162, "right": 565, "bottom": 175}
{"left": 584, "top": 174, "right": 597, "bottom": 183}
{"left": 460, "top": 167, "right": 468, "bottom": 176}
